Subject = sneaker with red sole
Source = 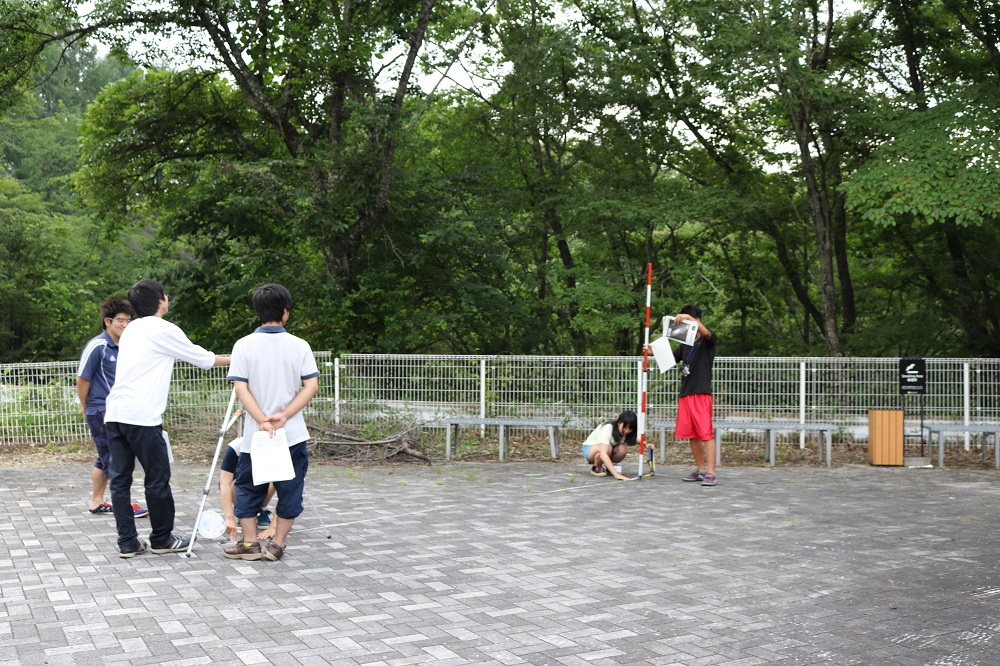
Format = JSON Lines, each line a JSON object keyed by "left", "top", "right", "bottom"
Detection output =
{"left": 88, "top": 502, "right": 114, "bottom": 515}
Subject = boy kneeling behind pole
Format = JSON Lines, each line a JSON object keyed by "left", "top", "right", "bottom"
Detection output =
{"left": 224, "top": 284, "right": 320, "bottom": 561}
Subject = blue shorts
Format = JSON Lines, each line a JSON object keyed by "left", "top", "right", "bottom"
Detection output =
{"left": 86, "top": 411, "right": 111, "bottom": 476}
{"left": 581, "top": 444, "right": 593, "bottom": 462}
{"left": 234, "top": 441, "right": 309, "bottom": 520}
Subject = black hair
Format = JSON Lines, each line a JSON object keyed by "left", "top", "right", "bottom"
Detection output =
{"left": 252, "top": 283, "right": 293, "bottom": 324}
{"left": 680, "top": 304, "right": 702, "bottom": 320}
{"left": 99, "top": 298, "right": 136, "bottom": 331}
{"left": 127, "top": 279, "right": 166, "bottom": 318}
{"left": 610, "top": 410, "right": 638, "bottom": 447}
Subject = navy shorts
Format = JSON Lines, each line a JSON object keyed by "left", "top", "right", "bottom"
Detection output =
{"left": 233, "top": 441, "right": 309, "bottom": 520}
{"left": 86, "top": 411, "right": 111, "bottom": 477}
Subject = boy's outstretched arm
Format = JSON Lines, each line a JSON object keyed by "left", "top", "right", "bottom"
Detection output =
{"left": 266, "top": 377, "right": 320, "bottom": 430}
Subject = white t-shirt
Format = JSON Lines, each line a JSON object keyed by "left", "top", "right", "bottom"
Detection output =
{"left": 105, "top": 316, "right": 217, "bottom": 426}
{"left": 228, "top": 327, "right": 320, "bottom": 449}
{"left": 583, "top": 422, "right": 615, "bottom": 447}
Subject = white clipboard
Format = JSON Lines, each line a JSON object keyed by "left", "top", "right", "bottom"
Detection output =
{"left": 250, "top": 428, "right": 295, "bottom": 485}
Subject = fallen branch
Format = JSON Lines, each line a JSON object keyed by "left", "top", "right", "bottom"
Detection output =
{"left": 307, "top": 419, "right": 432, "bottom": 465}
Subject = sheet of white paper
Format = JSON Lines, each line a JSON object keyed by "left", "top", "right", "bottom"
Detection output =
{"left": 162, "top": 430, "right": 174, "bottom": 464}
{"left": 649, "top": 336, "right": 677, "bottom": 374}
{"left": 250, "top": 428, "right": 295, "bottom": 485}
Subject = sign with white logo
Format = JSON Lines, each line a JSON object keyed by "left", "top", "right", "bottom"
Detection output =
{"left": 899, "top": 358, "right": 926, "bottom": 395}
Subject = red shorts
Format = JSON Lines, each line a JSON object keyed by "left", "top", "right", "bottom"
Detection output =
{"left": 675, "top": 394, "right": 714, "bottom": 441}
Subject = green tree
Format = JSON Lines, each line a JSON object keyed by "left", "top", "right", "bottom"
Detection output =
{"left": 0, "top": 34, "right": 143, "bottom": 361}
{"left": 2, "top": 0, "right": 465, "bottom": 279}
{"left": 844, "top": 0, "right": 1000, "bottom": 354}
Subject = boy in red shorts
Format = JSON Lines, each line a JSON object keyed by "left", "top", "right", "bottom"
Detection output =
{"left": 672, "top": 305, "right": 720, "bottom": 486}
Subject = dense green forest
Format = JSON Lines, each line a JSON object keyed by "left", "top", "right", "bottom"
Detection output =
{"left": 1, "top": 0, "right": 997, "bottom": 362}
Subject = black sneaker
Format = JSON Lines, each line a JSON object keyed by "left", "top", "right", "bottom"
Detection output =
{"left": 150, "top": 534, "right": 191, "bottom": 554}
{"left": 119, "top": 539, "right": 148, "bottom": 559}
{"left": 257, "top": 508, "right": 273, "bottom": 531}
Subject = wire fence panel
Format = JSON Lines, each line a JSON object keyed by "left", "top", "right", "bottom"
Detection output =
{"left": 0, "top": 361, "right": 86, "bottom": 444}
{"left": 337, "top": 354, "right": 482, "bottom": 424}
{"left": 716, "top": 358, "right": 803, "bottom": 420}
{"left": 484, "top": 356, "right": 645, "bottom": 440}
{"left": 2, "top": 354, "right": 999, "bottom": 447}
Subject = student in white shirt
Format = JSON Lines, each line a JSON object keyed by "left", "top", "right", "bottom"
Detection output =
{"left": 223, "top": 284, "right": 319, "bottom": 562}
{"left": 106, "top": 279, "right": 230, "bottom": 558}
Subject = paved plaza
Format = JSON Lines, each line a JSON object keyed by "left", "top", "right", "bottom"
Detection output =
{"left": 1, "top": 459, "right": 998, "bottom": 665}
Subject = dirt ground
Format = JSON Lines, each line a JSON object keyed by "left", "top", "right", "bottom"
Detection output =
{"left": 1, "top": 424, "right": 995, "bottom": 471}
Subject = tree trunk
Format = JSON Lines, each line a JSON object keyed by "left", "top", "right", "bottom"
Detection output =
{"left": 788, "top": 103, "right": 842, "bottom": 354}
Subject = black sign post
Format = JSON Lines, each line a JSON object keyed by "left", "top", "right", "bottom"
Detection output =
{"left": 899, "top": 358, "right": 926, "bottom": 394}
{"left": 899, "top": 358, "right": 927, "bottom": 456}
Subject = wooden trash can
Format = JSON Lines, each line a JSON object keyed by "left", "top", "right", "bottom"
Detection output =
{"left": 868, "top": 409, "right": 904, "bottom": 465}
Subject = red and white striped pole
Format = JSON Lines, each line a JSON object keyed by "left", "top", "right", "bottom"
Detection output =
{"left": 638, "top": 262, "right": 653, "bottom": 478}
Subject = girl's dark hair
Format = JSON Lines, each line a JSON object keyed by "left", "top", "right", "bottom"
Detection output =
{"left": 611, "top": 410, "right": 638, "bottom": 447}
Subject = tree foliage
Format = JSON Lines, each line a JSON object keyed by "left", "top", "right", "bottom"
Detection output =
{"left": 0, "top": 0, "right": 997, "bottom": 360}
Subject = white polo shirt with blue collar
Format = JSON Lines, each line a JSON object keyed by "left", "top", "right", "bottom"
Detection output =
{"left": 228, "top": 325, "right": 320, "bottom": 448}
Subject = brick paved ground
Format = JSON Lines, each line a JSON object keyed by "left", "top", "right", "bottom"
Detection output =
{"left": 1, "top": 460, "right": 998, "bottom": 665}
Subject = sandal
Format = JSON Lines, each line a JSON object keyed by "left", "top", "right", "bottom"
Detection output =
{"left": 88, "top": 502, "right": 114, "bottom": 514}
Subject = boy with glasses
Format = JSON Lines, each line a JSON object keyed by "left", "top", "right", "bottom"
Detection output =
{"left": 77, "top": 298, "right": 148, "bottom": 518}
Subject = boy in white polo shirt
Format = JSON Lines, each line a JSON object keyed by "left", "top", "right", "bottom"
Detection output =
{"left": 106, "top": 279, "right": 231, "bottom": 558}
{"left": 224, "top": 284, "right": 319, "bottom": 562}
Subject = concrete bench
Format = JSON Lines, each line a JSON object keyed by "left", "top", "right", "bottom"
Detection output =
{"left": 924, "top": 423, "right": 1000, "bottom": 469}
{"left": 443, "top": 417, "right": 563, "bottom": 461}
{"left": 649, "top": 420, "right": 837, "bottom": 467}
{"left": 716, "top": 421, "right": 836, "bottom": 467}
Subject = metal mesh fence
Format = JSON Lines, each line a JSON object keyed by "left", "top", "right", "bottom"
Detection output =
{"left": 0, "top": 361, "right": 86, "bottom": 443}
{"left": 2, "top": 355, "right": 998, "bottom": 447}
{"left": 336, "top": 354, "right": 482, "bottom": 423}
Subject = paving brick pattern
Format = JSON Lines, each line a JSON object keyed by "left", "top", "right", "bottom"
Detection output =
{"left": 1, "top": 461, "right": 998, "bottom": 665}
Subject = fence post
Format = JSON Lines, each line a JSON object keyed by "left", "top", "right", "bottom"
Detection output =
{"left": 334, "top": 357, "right": 340, "bottom": 424}
{"left": 976, "top": 365, "right": 982, "bottom": 422}
{"left": 964, "top": 362, "right": 970, "bottom": 451}
{"left": 480, "top": 358, "right": 486, "bottom": 438}
{"left": 799, "top": 361, "right": 806, "bottom": 449}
